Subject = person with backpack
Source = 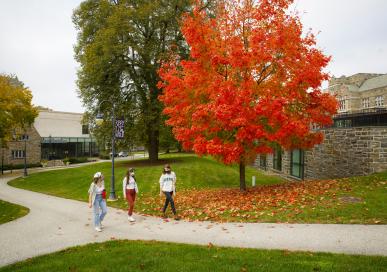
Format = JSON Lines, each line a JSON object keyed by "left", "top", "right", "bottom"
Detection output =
{"left": 159, "top": 164, "right": 179, "bottom": 220}
{"left": 123, "top": 167, "right": 138, "bottom": 222}
{"left": 88, "top": 172, "right": 107, "bottom": 232}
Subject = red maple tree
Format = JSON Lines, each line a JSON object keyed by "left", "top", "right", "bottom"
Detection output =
{"left": 158, "top": 0, "right": 338, "bottom": 191}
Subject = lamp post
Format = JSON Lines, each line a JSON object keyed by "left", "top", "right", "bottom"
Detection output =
{"left": 1, "top": 139, "right": 4, "bottom": 175}
{"left": 23, "top": 132, "right": 27, "bottom": 177}
{"left": 96, "top": 100, "right": 117, "bottom": 201}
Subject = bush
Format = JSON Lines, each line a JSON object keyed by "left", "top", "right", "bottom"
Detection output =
{"left": 2, "top": 163, "right": 42, "bottom": 171}
{"left": 68, "top": 157, "right": 89, "bottom": 164}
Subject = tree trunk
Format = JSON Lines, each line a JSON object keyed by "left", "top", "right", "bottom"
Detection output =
{"left": 239, "top": 161, "right": 246, "bottom": 192}
{"left": 148, "top": 125, "right": 159, "bottom": 163}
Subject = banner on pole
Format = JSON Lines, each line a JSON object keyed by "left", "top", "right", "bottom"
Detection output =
{"left": 115, "top": 118, "right": 125, "bottom": 139}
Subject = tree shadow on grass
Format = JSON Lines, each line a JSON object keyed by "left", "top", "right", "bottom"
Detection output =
{"left": 115, "top": 157, "right": 187, "bottom": 168}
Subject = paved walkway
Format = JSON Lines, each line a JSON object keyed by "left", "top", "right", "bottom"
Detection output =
{"left": 1, "top": 172, "right": 387, "bottom": 267}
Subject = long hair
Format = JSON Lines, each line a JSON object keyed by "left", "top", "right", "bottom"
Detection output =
{"left": 126, "top": 169, "right": 136, "bottom": 185}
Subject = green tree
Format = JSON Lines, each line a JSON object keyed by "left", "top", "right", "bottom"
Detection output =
{"left": 73, "top": 0, "right": 191, "bottom": 162}
{"left": 0, "top": 74, "right": 38, "bottom": 143}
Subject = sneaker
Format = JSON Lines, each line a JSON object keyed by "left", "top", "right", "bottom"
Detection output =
{"left": 100, "top": 223, "right": 104, "bottom": 229}
{"left": 128, "top": 216, "right": 136, "bottom": 222}
{"left": 95, "top": 227, "right": 102, "bottom": 232}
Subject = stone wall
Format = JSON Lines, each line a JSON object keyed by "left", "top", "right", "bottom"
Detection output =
{"left": 305, "top": 127, "right": 387, "bottom": 179}
{"left": 254, "top": 126, "right": 387, "bottom": 180}
{"left": 1, "top": 126, "right": 41, "bottom": 166}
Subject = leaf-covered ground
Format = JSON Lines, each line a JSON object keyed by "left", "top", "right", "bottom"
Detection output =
{"left": 139, "top": 174, "right": 387, "bottom": 224}
{"left": 9, "top": 153, "right": 387, "bottom": 224}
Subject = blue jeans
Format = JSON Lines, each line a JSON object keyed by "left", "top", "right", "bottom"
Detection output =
{"left": 162, "top": 191, "right": 176, "bottom": 214}
{"left": 93, "top": 194, "right": 107, "bottom": 227}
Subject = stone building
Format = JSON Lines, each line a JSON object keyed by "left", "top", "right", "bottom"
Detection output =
{"left": 256, "top": 73, "right": 387, "bottom": 180}
{"left": 256, "top": 126, "right": 387, "bottom": 180}
{"left": 328, "top": 73, "right": 387, "bottom": 113}
{"left": 1, "top": 126, "right": 41, "bottom": 167}
{"left": 1, "top": 108, "right": 98, "bottom": 169}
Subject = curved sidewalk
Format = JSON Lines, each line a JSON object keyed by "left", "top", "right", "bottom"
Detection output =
{"left": 0, "top": 174, "right": 387, "bottom": 267}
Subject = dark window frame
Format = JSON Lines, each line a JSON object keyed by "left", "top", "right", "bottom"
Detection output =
{"left": 82, "top": 125, "right": 89, "bottom": 135}
{"left": 12, "top": 150, "right": 26, "bottom": 159}
{"left": 273, "top": 148, "right": 282, "bottom": 171}
{"left": 290, "top": 149, "right": 304, "bottom": 179}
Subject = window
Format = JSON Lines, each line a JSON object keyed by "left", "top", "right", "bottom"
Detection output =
{"left": 375, "top": 96, "right": 384, "bottom": 107}
{"left": 290, "top": 149, "right": 304, "bottom": 179}
{"left": 82, "top": 125, "right": 89, "bottom": 135}
{"left": 259, "top": 155, "right": 267, "bottom": 170}
{"left": 12, "top": 150, "right": 25, "bottom": 159}
{"left": 338, "top": 96, "right": 346, "bottom": 111}
{"left": 362, "top": 98, "right": 370, "bottom": 108}
{"left": 12, "top": 134, "right": 29, "bottom": 141}
{"left": 273, "top": 148, "right": 282, "bottom": 171}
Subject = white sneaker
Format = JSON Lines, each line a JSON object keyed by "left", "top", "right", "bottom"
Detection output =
{"left": 128, "top": 216, "right": 136, "bottom": 222}
{"left": 95, "top": 227, "right": 102, "bottom": 232}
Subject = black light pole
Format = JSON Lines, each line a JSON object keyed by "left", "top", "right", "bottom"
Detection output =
{"left": 23, "top": 132, "right": 27, "bottom": 177}
{"left": 109, "top": 103, "right": 117, "bottom": 200}
{"left": 1, "top": 139, "right": 4, "bottom": 175}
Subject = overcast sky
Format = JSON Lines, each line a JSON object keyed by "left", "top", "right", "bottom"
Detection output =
{"left": 1, "top": 0, "right": 387, "bottom": 113}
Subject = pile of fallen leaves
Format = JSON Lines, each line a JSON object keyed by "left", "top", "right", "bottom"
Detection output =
{"left": 140, "top": 179, "right": 352, "bottom": 222}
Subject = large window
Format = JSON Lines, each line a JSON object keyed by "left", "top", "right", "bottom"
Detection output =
{"left": 82, "top": 125, "right": 89, "bottom": 135}
{"left": 362, "top": 98, "right": 370, "bottom": 108}
{"left": 259, "top": 154, "right": 267, "bottom": 170}
{"left": 290, "top": 149, "right": 304, "bottom": 179}
{"left": 375, "top": 96, "right": 384, "bottom": 107}
{"left": 273, "top": 148, "right": 282, "bottom": 171}
{"left": 12, "top": 150, "right": 25, "bottom": 159}
{"left": 338, "top": 96, "right": 347, "bottom": 111}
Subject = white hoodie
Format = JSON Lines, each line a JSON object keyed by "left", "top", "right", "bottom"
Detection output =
{"left": 159, "top": 171, "right": 176, "bottom": 193}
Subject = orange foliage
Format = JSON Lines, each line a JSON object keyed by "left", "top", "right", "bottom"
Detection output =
{"left": 141, "top": 179, "right": 349, "bottom": 222}
{"left": 158, "top": 0, "right": 338, "bottom": 165}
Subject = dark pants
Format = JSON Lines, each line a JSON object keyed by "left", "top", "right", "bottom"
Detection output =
{"left": 162, "top": 191, "right": 176, "bottom": 214}
{"left": 126, "top": 189, "right": 136, "bottom": 216}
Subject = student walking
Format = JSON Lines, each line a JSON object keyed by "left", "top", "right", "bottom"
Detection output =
{"left": 123, "top": 167, "right": 138, "bottom": 222}
{"left": 159, "top": 164, "right": 179, "bottom": 220}
{"left": 88, "top": 172, "right": 107, "bottom": 232}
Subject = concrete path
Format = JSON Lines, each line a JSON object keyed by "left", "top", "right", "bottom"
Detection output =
{"left": 1, "top": 174, "right": 387, "bottom": 268}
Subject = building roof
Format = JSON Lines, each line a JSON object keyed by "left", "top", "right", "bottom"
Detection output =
{"left": 34, "top": 109, "right": 88, "bottom": 138}
{"left": 358, "top": 74, "right": 387, "bottom": 92}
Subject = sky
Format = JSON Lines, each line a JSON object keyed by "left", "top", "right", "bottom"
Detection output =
{"left": 1, "top": 0, "right": 387, "bottom": 113}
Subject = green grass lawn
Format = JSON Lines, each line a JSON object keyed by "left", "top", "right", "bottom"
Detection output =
{"left": 8, "top": 153, "right": 387, "bottom": 224}
{"left": 0, "top": 199, "right": 29, "bottom": 224}
{"left": 1, "top": 240, "right": 386, "bottom": 272}
{"left": 8, "top": 153, "right": 281, "bottom": 213}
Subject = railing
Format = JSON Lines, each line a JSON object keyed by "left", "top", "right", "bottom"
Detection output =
{"left": 332, "top": 108, "right": 387, "bottom": 128}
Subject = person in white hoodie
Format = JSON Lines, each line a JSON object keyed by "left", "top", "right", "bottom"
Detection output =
{"left": 123, "top": 168, "right": 138, "bottom": 222}
{"left": 159, "top": 164, "right": 179, "bottom": 220}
